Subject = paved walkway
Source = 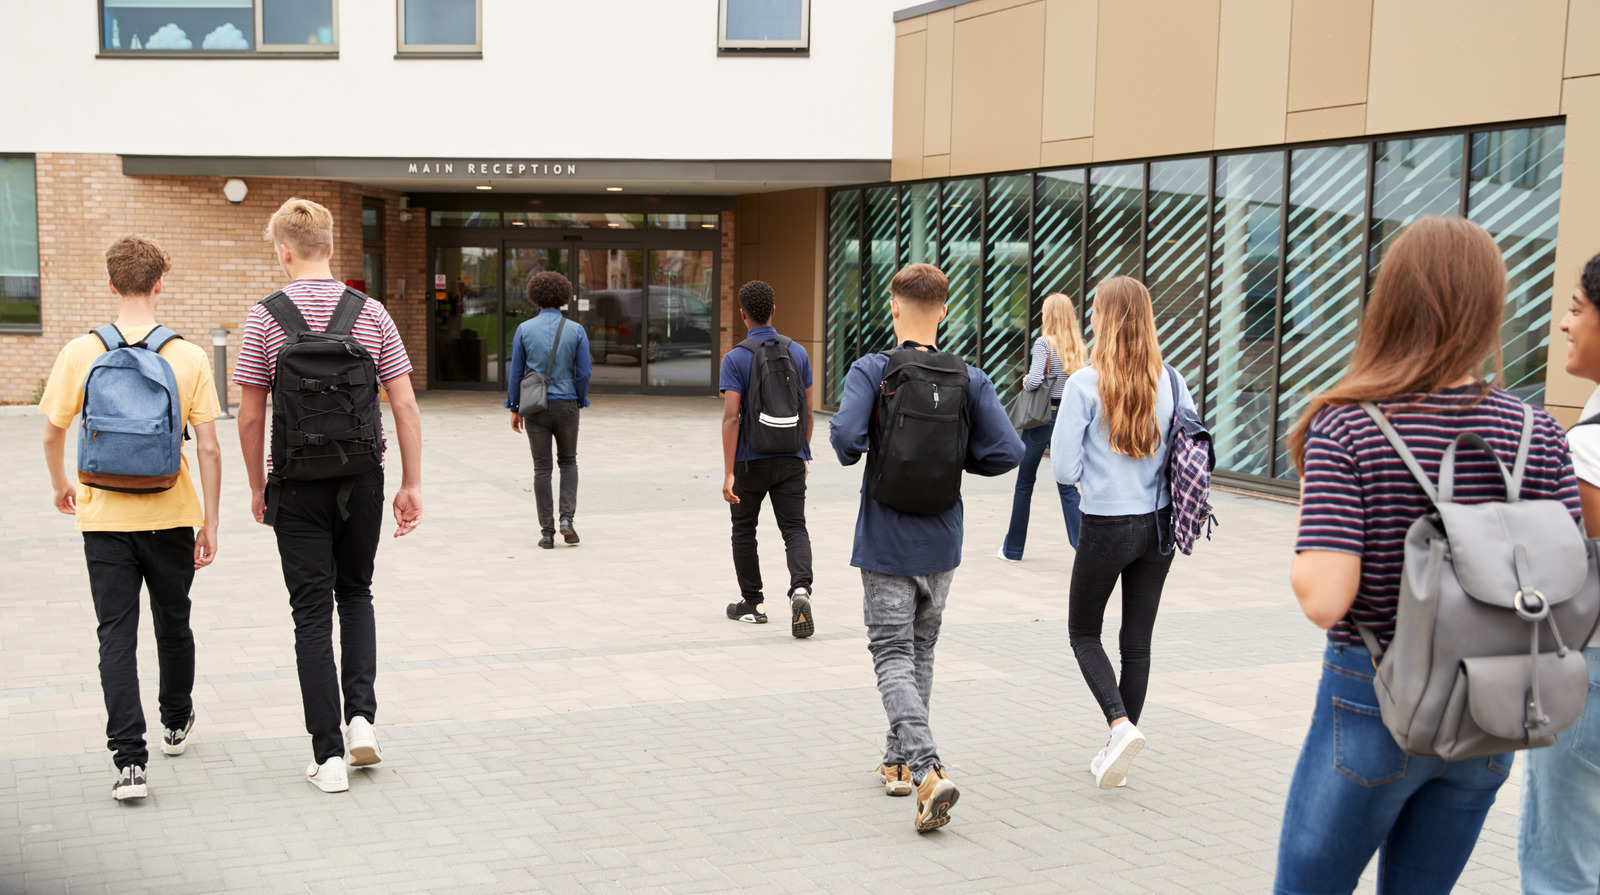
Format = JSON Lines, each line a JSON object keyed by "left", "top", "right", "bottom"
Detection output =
{"left": 1, "top": 393, "right": 1525, "bottom": 894}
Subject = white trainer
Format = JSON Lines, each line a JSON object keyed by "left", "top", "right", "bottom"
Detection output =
{"left": 1088, "top": 747, "right": 1128, "bottom": 787}
{"left": 345, "top": 717, "right": 383, "bottom": 767}
{"left": 307, "top": 755, "right": 349, "bottom": 793}
{"left": 996, "top": 546, "right": 1020, "bottom": 563}
{"left": 1094, "top": 722, "right": 1145, "bottom": 790}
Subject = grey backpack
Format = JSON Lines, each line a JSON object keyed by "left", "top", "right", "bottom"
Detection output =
{"left": 1357, "top": 403, "right": 1600, "bottom": 760}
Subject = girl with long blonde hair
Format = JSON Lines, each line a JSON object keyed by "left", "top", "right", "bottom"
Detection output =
{"left": 998, "top": 293, "right": 1088, "bottom": 560}
{"left": 1050, "top": 276, "right": 1196, "bottom": 790}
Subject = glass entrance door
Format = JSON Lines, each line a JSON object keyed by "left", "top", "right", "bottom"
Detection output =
{"left": 504, "top": 245, "right": 570, "bottom": 384}
{"left": 432, "top": 245, "right": 499, "bottom": 385}
{"left": 575, "top": 247, "right": 645, "bottom": 388}
{"left": 645, "top": 249, "right": 716, "bottom": 388}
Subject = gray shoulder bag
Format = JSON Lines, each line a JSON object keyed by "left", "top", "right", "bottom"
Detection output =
{"left": 1355, "top": 401, "right": 1600, "bottom": 760}
{"left": 518, "top": 315, "right": 568, "bottom": 418}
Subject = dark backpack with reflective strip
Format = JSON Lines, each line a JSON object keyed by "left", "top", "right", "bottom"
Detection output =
{"left": 739, "top": 334, "right": 809, "bottom": 455}
{"left": 261, "top": 288, "right": 383, "bottom": 482}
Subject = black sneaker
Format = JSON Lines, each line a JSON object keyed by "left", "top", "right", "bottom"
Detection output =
{"left": 727, "top": 601, "right": 768, "bottom": 624}
{"left": 112, "top": 764, "right": 147, "bottom": 801}
{"left": 161, "top": 711, "right": 195, "bottom": 756}
{"left": 539, "top": 533, "right": 555, "bottom": 550}
{"left": 559, "top": 517, "right": 579, "bottom": 545}
{"left": 790, "top": 588, "right": 815, "bottom": 639}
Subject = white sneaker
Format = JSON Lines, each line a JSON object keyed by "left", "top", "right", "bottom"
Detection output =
{"left": 307, "top": 755, "right": 349, "bottom": 793}
{"left": 1088, "top": 748, "right": 1128, "bottom": 787}
{"left": 346, "top": 717, "right": 383, "bottom": 768}
{"left": 1094, "top": 722, "right": 1145, "bottom": 790}
{"left": 996, "top": 546, "right": 1020, "bottom": 563}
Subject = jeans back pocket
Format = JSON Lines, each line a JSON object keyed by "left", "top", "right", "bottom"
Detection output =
{"left": 1333, "top": 697, "right": 1409, "bottom": 787}
{"left": 1083, "top": 516, "right": 1134, "bottom": 560}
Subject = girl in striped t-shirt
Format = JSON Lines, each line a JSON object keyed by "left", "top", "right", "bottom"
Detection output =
{"left": 1274, "top": 217, "right": 1580, "bottom": 895}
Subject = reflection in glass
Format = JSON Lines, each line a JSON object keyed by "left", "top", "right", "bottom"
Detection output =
{"left": 1146, "top": 159, "right": 1209, "bottom": 408}
{"left": 1277, "top": 145, "right": 1366, "bottom": 479}
{"left": 404, "top": 0, "right": 477, "bottom": 46}
{"left": 647, "top": 250, "right": 716, "bottom": 388}
{"left": 825, "top": 191, "right": 862, "bottom": 405}
{"left": 984, "top": 175, "right": 1031, "bottom": 397}
{"left": 431, "top": 211, "right": 499, "bottom": 227}
{"left": 432, "top": 246, "right": 498, "bottom": 384}
{"left": 899, "top": 183, "right": 938, "bottom": 268}
{"left": 577, "top": 248, "right": 645, "bottom": 388}
{"left": 1033, "top": 169, "right": 1086, "bottom": 317}
{"left": 725, "top": 0, "right": 803, "bottom": 40}
{"left": 361, "top": 206, "right": 382, "bottom": 242}
{"left": 262, "top": 0, "right": 334, "bottom": 45}
{"left": 1208, "top": 152, "right": 1283, "bottom": 478}
{"left": 102, "top": 1, "right": 254, "bottom": 51}
{"left": 362, "top": 252, "right": 383, "bottom": 303}
{"left": 939, "top": 180, "right": 982, "bottom": 362}
{"left": 648, "top": 214, "right": 720, "bottom": 230}
{"left": 1370, "top": 136, "right": 1461, "bottom": 284}
{"left": 1470, "top": 125, "right": 1565, "bottom": 404}
{"left": 860, "top": 188, "right": 899, "bottom": 359}
{"left": 505, "top": 212, "right": 644, "bottom": 229}
{"left": 1087, "top": 164, "right": 1144, "bottom": 310}
{"left": 503, "top": 248, "right": 570, "bottom": 385}
{"left": 0, "top": 157, "right": 39, "bottom": 331}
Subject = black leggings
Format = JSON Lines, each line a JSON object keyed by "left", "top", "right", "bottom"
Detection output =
{"left": 1067, "top": 510, "right": 1174, "bottom": 726}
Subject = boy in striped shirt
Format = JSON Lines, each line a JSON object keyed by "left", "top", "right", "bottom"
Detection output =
{"left": 234, "top": 198, "right": 424, "bottom": 793}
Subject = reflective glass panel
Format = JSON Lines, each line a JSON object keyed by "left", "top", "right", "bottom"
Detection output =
{"left": 432, "top": 246, "right": 498, "bottom": 384}
{"left": 577, "top": 248, "right": 645, "bottom": 388}
{"left": 103, "top": 1, "right": 253, "bottom": 51}
{"left": 1146, "top": 159, "right": 1209, "bottom": 407}
{"left": 262, "top": 0, "right": 334, "bottom": 46}
{"left": 1370, "top": 136, "right": 1461, "bottom": 284}
{"left": 647, "top": 250, "right": 716, "bottom": 388}
{"left": 939, "top": 179, "right": 983, "bottom": 361}
{"left": 724, "top": 0, "right": 803, "bottom": 40}
{"left": 1208, "top": 152, "right": 1283, "bottom": 478}
{"left": 362, "top": 252, "right": 383, "bottom": 303}
{"left": 1277, "top": 144, "right": 1366, "bottom": 480}
{"left": 504, "top": 248, "right": 570, "bottom": 385}
{"left": 362, "top": 205, "right": 382, "bottom": 243}
{"left": 0, "top": 157, "right": 40, "bottom": 332}
{"left": 1087, "top": 164, "right": 1144, "bottom": 312}
{"left": 503, "top": 212, "right": 642, "bottom": 229}
{"left": 899, "top": 182, "right": 938, "bottom": 267}
{"left": 431, "top": 211, "right": 499, "bottom": 227}
{"left": 984, "top": 175, "right": 1031, "bottom": 397}
{"left": 1033, "top": 170, "right": 1086, "bottom": 318}
{"left": 1470, "top": 125, "right": 1565, "bottom": 404}
{"left": 404, "top": 0, "right": 476, "bottom": 46}
{"left": 647, "top": 214, "right": 720, "bottom": 230}
{"left": 825, "top": 190, "right": 862, "bottom": 405}
{"left": 860, "top": 187, "right": 899, "bottom": 357}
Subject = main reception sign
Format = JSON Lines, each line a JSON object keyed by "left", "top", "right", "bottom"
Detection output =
{"left": 407, "top": 161, "right": 578, "bottom": 177}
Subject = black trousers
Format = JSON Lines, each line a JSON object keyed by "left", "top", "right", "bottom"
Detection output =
{"left": 1067, "top": 509, "right": 1174, "bottom": 726}
{"left": 83, "top": 528, "right": 196, "bottom": 769}
{"left": 273, "top": 467, "right": 384, "bottom": 763}
{"left": 729, "top": 457, "right": 813, "bottom": 602}
{"left": 524, "top": 400, "right": 580, "bottom": 536}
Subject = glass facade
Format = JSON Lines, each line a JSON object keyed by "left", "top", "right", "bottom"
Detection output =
{"left": 0, "top": 157, "right": 40, "bottom": 333}
{"left": 823, "top": 122, "right": 1566, "bottom": 489}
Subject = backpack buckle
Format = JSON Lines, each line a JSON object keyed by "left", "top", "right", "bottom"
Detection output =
{"left": 1514, "top": 589, "right": 1550, "bottom": 622}
{"left": 303, "top": 433, "right": 328, "bottom": 446}
{"left": 300, "top": 378, "right": 324, "bottom": 391}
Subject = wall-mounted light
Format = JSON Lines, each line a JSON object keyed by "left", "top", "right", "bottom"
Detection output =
{"left": 476, "top": 184, "right": 493, "bottom": 191}
{"left": 605, "top": 186, "right": 623, "bottom": 192}
{"left": 222, "top": 179, "right": 248, "bottom": 204}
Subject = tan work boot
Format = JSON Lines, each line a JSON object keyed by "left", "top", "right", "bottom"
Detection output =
{"left": 913, "top": 765, "right": 959, "bottom": 832}
{"left": 874, "top": 761, "right": 913, "bottom": 796}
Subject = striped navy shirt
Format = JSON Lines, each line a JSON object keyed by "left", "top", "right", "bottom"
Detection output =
{"left": 1295, "top": 387, "right": 1580, "bottom": 649}
{"left": 1022, "top": 337, "right": 1072, "bottom": 400}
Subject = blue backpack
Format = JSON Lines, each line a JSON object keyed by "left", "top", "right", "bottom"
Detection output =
{"left": 77, "top": 324, "right": 186, "bottom": 494}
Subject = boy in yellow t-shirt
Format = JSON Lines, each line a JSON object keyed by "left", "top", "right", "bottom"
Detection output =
{"left": 39, "top": 236, "right": 222, "bottom": 802}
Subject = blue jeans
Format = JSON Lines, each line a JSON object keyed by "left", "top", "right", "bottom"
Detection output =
{"left": 1001, "top": 412, "right": 1081, "bottom": 559}
{"left": 1520, "top": 647, "right": 1600, "bottom": 895}
{"left": 1274, "top": 642, "right": 1511, "bottom": 895}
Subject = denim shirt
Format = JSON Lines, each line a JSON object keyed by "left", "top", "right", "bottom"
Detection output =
{"left": 506, "top": 309, "right": 592, "bottom": 410}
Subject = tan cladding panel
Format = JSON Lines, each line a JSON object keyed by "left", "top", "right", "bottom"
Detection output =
{"left": 893, "top": 31, "right": 928, "bottom": 181}
{"left": 1287, "top": 0, "right": 1371, "bottom": 113}
{"left": 1041, "top": 0, "right": 1096, "bottom": 143}
{"left": 1366, "top": 0, "right": 1565, "bottom": 133}
{"left": 1213, "top": 0, "right": 1289, "bottom": 149}
{"left": 1570, "top": 0, "right": 1600, "bottom": 78}
{"left": 1092, "top": 0, "right": 1219, "bottom": 161}
{"left": 923, "top": 10, "right": 955, "bottom": 157}
{"left": 1545, "top": 75, "right": 1600, "bottom": 414}
{"left": 950, "top": 2, "right": 1046, "bottom": 175}
{"left": 736, "top": 188, "right": 825, "bottom": 346}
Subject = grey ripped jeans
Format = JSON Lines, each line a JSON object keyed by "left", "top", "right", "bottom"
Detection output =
{"left": 862, "top": 568, "right": 954, "bottom": 776}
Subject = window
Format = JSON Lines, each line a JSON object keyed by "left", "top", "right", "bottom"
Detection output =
{"left": 718, "top": 0, "right": 809, "bottom": 53}
{"left": 100, "top": 1, "right": 337, "bottom": 54}
{"left": 361, "top": 201, "right": 384, "bottom": 303}
{"left": 0, "top": 157, "right": 41, "bottom": 334}
{"left": 398, "top": 0, "right": 480, "bottom": 55}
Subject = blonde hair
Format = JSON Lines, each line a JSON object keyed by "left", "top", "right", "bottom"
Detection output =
{"left": 1039, "top": 293, "right": 1086, "bottom": 375}
{"left": 263, "top": 197, "right": 334, "bottom": 260}
{"left": 1090, "top": 277, "right": 1164, "bottom": 458}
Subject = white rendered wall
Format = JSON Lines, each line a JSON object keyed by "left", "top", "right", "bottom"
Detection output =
{"left": 0, "top": 0, "right": 898, "bottom": 160}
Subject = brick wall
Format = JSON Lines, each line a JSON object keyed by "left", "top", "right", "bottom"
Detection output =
{"left": 0, "top": 153, "right": 428, "bottom": 404}
{"left": 719, "top": 209, "right": 736, "bottom": 361}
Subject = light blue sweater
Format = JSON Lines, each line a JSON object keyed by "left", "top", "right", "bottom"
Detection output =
{"left": 1051, "top": 365, "right": 1197, "bottom": 517}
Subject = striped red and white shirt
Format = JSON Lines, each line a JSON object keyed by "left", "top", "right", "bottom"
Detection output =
{"left": 233, "top": 279, "right": 413, "bottom": 471}
{"left": 1295, "top": 387, "right": 1580, "bottom": 650}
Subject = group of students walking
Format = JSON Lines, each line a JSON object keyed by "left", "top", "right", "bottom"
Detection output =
{"left": 38, "top": 201, "right": 1600, "bottom": 890}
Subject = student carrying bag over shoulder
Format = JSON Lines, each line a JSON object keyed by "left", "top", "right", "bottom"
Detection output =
{"left": 1357, "top": 402, "right": 1600, "bottom": 760}
{"left": 868, "top": 342, "right": 969, "bottom": 514}
{"left": 518, "top": 315, "right": 568, "bottom": 418}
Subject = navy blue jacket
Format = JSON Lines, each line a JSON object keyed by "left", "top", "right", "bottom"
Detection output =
{"left": 828, "top": 346, "right": 1024, "bottom": 576}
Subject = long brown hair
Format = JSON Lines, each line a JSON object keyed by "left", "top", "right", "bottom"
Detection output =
{"left": 1091, "top": 277, "right": 1164, "bottom": 458}
{"left": 1040, "top": 292, "right": 1087, "bottom": 374}
{"left": 1287, "top": 215, "right": 1507, "bottom": 474}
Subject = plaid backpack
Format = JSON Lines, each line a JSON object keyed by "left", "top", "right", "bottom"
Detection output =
{"left": 1163, "top": 365, "right": 1217, "bottom": 555}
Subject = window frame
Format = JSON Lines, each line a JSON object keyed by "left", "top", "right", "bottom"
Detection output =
{"left": 395, "top": 0, "right": 483, "bottom": 57}
{"left": 0, "top": 154, "right": 42, "bottom": 336}
{"left": 97, "top": 0, "right": 339, "bottom": 57}
{"left": 361, "top": 198, "right": 385, "bottom": 303}
{"left": 717, "top": 0, "right": 810, "bottom": 54}
{"left": 256, "top": 0, "right": 340, "bottom": 54}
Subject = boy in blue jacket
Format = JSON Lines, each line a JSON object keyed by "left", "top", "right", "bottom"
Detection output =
{"left": 828, "top": 263, "right": 1023, "bottom": 832}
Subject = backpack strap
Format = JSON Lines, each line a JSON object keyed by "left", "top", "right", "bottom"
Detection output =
{"left": 91, "top": 324, "right": 125, "bottom": 351}
{"left": 325, "top": 288, "right": 367, "bottom": 338}
{"left": 260, "top": 291, "right": 310, "bottom": 338}
{"left": 1165, "top": 364, "right": 1181, "bottom": 432}
{"left": 545, "top": 315, "right": 568, "bottom": 379}
{"left": 1508, "top": 401, "right": 1534, "bottom": 500}
{"left": 141, "top": 326, "right": 182, "bottom": 353}
{"left": 1360, "top": 403, "right": 1441, "bottom": 504}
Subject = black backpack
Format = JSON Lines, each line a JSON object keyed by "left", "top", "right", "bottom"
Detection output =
{"left": 867, "top": 343, "right": 970, "bottom": 514}
{"left": 740, "top": 334, "right": 810, "bottom": 455}
{"left": 261, "top": 288, "right": 384, "bottom": 483}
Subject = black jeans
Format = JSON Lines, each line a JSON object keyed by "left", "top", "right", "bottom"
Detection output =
{"left": 524, "top": 400, "right": 580, "bottom": 535}
{"left": 1068, "top": 509, "right": 1174, "bottom": 726}
{"left": 273, "top": 467, "right": 384, "bottom": 763}
{"left": 730, "top": 457, "right": 813, "bottom": 602}
{"left": 83, "top": 528, "right": 197, "bottom": 769}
